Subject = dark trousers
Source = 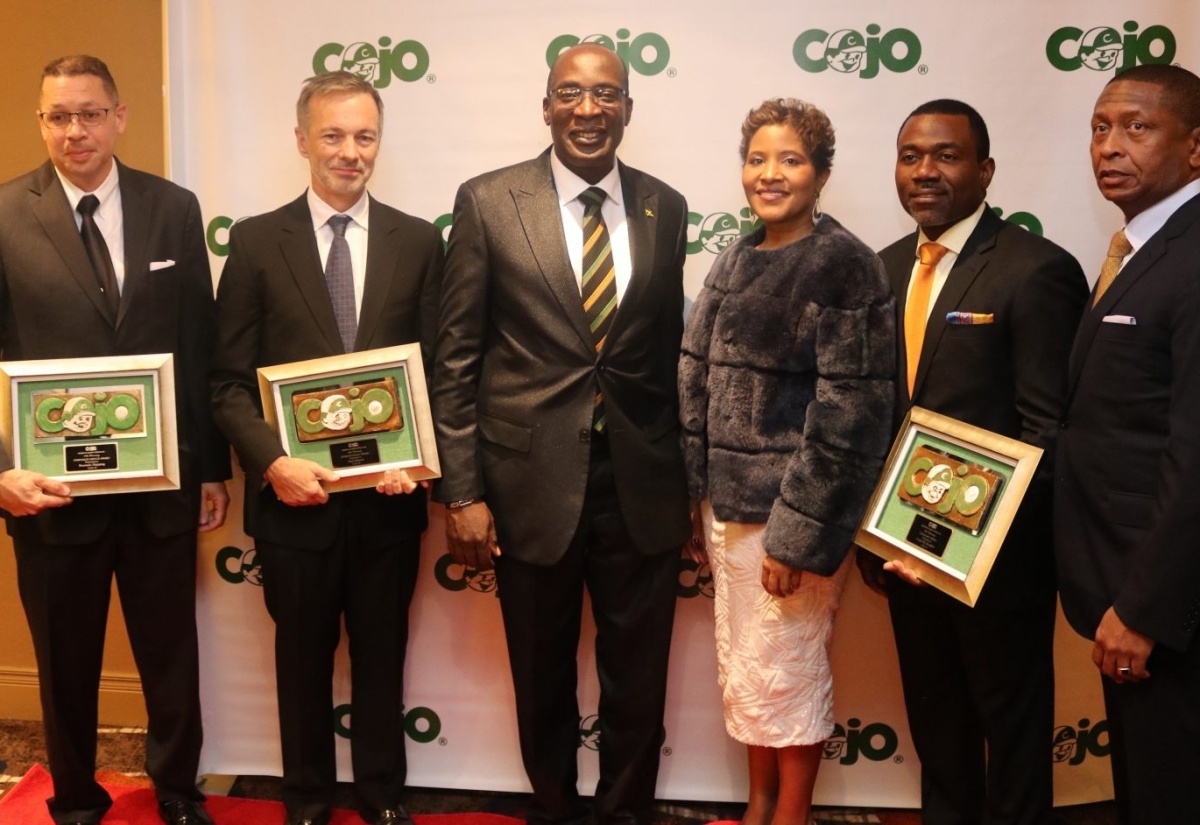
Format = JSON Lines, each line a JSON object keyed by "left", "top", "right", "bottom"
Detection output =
{"left": 495, "top": 439, "right": 679, "bottom": 825}
{"left": 256, "top": 501, "right": 421, "bottom": 821}
{"left": 1101, "top": 639, "right": 1200, "bottom": 825}
{"left": 14, "top": 512, "right": 204, "bottom": 825}
{"left": 888, "top": 585, "right": 1056, "bottom": 825}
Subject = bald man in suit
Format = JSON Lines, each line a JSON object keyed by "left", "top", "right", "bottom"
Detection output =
{"left": 432, "top": 44, "right": 689, "bottom": 825}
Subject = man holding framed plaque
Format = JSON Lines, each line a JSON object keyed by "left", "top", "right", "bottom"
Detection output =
{"left": 0, "top": 56, "right": 230, "bottom": 825}
{"left": 210, "top": 71, "right": 443, "bottom": 825}
{"left": 861, "top": 100, "right": 1087, "bottom": 825}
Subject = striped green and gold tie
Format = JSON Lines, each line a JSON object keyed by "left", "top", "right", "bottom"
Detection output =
{"left": 580, "top": 186, "right": 617, "bottom": 432}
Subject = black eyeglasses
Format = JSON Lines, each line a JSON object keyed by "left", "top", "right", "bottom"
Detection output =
{"left": 37, "top": 109, "right": 111, "bottom": 130}
{"left": 549, "top": 86, "right": 626, "bottom": 109}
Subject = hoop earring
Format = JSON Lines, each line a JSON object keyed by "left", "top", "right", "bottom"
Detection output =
{"left": 812, "top": 193, "right": 823, "bottom": 223}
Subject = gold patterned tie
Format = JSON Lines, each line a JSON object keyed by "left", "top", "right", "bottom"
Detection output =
{"left": 580, "top": 187, "right": 617, "bottom": 431}
{"left": 904, "top": 242, "right": 948, "bottom": 396}
{"left": 1092, "top": 229, "right": 1132, "bottom": 307}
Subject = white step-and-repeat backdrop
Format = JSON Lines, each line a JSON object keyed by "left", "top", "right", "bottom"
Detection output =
{"left": 165, "top": 0, "right": 1195, "bottom": 807}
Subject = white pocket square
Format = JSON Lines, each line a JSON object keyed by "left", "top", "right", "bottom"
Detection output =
{"left": 149, "top": 259, "right": 176, "bottom": 271}
{"left": 1102, "top": 314, "right": 1137, "bottom": 325}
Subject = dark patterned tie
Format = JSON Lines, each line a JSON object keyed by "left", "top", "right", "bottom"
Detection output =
{"left": 325, "top": 214, "right": 357, "bottom": 352}
{"left": 580, "top": 187, "right": 617, "bottom": 432}
{"left": 77, "top": 194, "right": 120, "bottom": 318}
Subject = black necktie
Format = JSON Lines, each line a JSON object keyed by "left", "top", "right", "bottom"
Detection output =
{"left": 77, "top": 194, "right": 120, "bottom": 318}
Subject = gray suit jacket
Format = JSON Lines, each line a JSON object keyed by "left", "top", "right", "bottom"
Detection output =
{"left": 211, "top": 193, "right": 444, "bottom": 550}
{"left": 432, "top": 150, "right": 690, "bottom": 564}
{"left": 0, "top": 159, "right": 229, "bottom": 544}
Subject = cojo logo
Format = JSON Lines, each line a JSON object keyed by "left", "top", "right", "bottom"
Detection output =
{"left": 993, "top": 206, "right": 1043, "bottom": 236}
{"left": 822, "top": 718, "right": 899, "bottom": 765}
{"left": 1052, "top": 718, "right": 1110, "bottom": 766}
{"left": 434, "top": 553, "right": 497, "bottom": 594}
{"left": 335, "top": 704, "right": 442, "bottom": 743}
{"left": 578, "top": 714, "right": 601, "bottom": 751}
{"left": 1046, "top": 22, "right": 1175, "bottom": 73}
{"left": 546, "top": 30, "right": 671, "bottom": 77}
{"left": 313, "top": 37, "right": 431, "bottom": 87}
{"left": 435, "top": 213, "right": 453, "bottom": 252}
{"left": 793, "top": 26, "right": 922, "bottom": 78}
{"left": 216, "top": 546, "right": 262, "bottom": 586}
{"left": 206, "top": 216, "right": 240, "bottom": 258}
{"left": 678, "top": 558, "right": 714, "bottom": 599}
{"left": 687, "top": 208, "right": 762, "bottom": 256}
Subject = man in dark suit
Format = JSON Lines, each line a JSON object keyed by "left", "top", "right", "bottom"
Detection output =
{"left": 431, "top": 44, "right": 690, "bottom": 825}
{"left": 210, "top": 71, "right": 443, "bottom": 825}
{"left": 0, "top": 55, "right": 230, "bottom": 825}
{"left": 1055, "top": 64, "right": 1200, "bottom": 823}
{"left": 861, "top": 99, "right": 1087, "bottom": 825}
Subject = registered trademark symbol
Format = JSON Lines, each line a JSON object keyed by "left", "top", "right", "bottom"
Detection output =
{"left": 438, "top": 737, "right": 448, "bottom": 746}
{"left": 662, "top": 746, "right": 673, "bottom": 756}
{"left": 894, "top": 754, "right": 904, "bottom": 764}
{"left": 667, "top": 67, "right": 677, "bottom": 78}
{"left": 427, "top": 74, "right": 437, "bottom": 83}
{"left": 918, "top": 65, "right": 928, "bottom": 75}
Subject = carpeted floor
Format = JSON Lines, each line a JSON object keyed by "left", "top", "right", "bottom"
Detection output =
{"left": 0, "top": 719, "right": 1117, "bottom": 824}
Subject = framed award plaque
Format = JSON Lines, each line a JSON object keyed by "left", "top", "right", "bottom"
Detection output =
{"left": 855, "top": 407, "right": 1043, "bottom": 606}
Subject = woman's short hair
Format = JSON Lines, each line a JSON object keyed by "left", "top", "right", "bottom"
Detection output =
{"left": 739, "top": 98, "right": 835, "bottom": 173}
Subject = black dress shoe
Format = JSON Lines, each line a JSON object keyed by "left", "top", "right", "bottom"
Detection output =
{"left": 284, "top": 813, "right": 332, "bottom": 825}
{"left": 158, "top": 799, "right": 215, "bottom": 825}
{"left": 371, "top": 806, "right": 415, "bottom": 825}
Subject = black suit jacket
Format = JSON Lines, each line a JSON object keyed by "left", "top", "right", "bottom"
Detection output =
{"left": 211, "top": 193, "right": 444, "bottom": 550}
{"left": 1055, "top": 191, "right": 1200, "bottom": 652}
{"left": 880, "top": 208, "right": 1087, "bottom": 609}
{"left": 432, "top": 150, "right": 690, "bottom": 564}
{"left": 0, "top": 160, "right": 229, "bottom": 544}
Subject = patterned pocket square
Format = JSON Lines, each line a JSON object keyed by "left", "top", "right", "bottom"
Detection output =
{"left": 946, "top": 311, "right": 994, "bottom": 325}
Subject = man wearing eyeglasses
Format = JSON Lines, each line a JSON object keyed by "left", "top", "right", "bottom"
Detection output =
{"left": 0, "top": 55, "right": 229, "bottom": 825}
{"left": 432, "top": 44, "right": 690, "bottom": 825}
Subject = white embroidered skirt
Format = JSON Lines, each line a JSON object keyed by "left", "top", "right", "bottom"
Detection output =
{"left": 703, "top": 500, "right": 851, "bottom": 747}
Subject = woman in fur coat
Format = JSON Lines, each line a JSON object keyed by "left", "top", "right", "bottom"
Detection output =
{"left": 679, "top": 99, "right": 895, "bottom": 825}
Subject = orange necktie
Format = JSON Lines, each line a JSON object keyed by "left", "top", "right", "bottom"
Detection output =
{"left": 904, "top": 241, "right": 948, "bottom": 396}
{"left": 1092, "top": 229, "right": 1132, "bottom": 307}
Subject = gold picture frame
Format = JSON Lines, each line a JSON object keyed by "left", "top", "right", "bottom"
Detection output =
{"left": 257, "top": 344, "right": 440, "bottom": 494}
{"left": 0, "top": 353, "right": 179, "bottom": 495}
{"left": 855, "top": 406, "right": 1043, "bottom": 606}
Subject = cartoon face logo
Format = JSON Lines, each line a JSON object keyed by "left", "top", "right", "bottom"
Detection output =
{"left": 1051, "top": 726, "right": 1079, "bottom": 763}
{"left": 341, "top": 42, "right": 380, "bottom": 83}
{"left": 61, "top": 397, "right": 97, "bottom": 434}
{"left": 1079, "top": 27, "right": 1122, "bottom": 71}
{"left": 578, "top": 714, "right": 601, "bottom": 751}
{"left": 465, "top": 568, "right": 497, "bottom": 593}
{"left": 700, "top": 213, "right": 741, "bottom": 255}
{"left": 240, "top": 548, "right": 263, "bottom": 586}
{"left": 822, "top": 724, "right": 848, "bottom": 760}
{"left": 920, "top": 464, "right": 954, "bottom": 504}
{"left": 320, "top": 394, "right": 353, "bottom": 431}
{"left": 825, "top": 29, "right": 866, "bottom": 73}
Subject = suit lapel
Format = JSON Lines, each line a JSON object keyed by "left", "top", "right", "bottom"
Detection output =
{"left": 911, "top": 210, "right": 1000, "bottom": 399}
{"left": 279, "top": 195, "right": 345, "bottom": 354}
{"left": 116, "top": 161, "right": 149, "bottom": 329}
{"left": 357, "top": 196, "right": 400, "bottom": 349}
{"left": 28, "top": 162, "right": 116, "bottom": 325}
{"left": 513, "top": 155, "right": 594, "bottom": 349}
{"left": 608, "top": 163, "right": 656, "bottom": 346}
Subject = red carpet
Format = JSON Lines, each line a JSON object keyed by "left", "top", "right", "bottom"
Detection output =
{"left": 0, "top": 765, "right": 526, "bottom": 825}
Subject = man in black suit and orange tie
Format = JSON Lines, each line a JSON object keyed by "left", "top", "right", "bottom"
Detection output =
{"left": 432, "top": 43, "right": 690, "bottom": 825}
{"left": 1055, "top": 64, "right": 1200, "bottom": 823}
{"left": 860, "top": 99, "right": 1087, "bottom": 825}
{"left": 0, "top": 55, "right": 230, "bottom": 825}
{"left": 211, "top": 71, "right": 443, "bottom": 825}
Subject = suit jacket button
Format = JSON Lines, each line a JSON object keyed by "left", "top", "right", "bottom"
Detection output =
{"left": 578, "top": 428, "right": 591, "bottom": 443}
{"left": 1060, "top": 419, "right": 1070, "bottom": 429}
